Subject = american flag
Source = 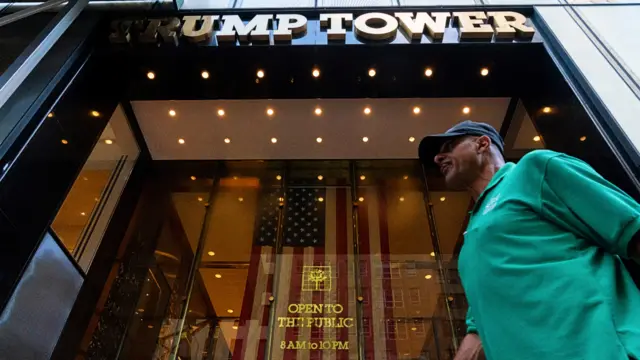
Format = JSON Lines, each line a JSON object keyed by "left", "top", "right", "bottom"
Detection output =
{"left": 253, "top": 187, "right": 327, "bottom": 247}
{"left": 225, "top": 184, "right": 455, "bottom": 360}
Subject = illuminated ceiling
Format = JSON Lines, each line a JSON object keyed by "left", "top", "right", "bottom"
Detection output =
{"left": 131, "top": 97, "right": 543, "bottom": 161}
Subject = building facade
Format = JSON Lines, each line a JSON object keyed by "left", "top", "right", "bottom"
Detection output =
{"left": 1, "top": 1, "right": 640, "bottom": 359}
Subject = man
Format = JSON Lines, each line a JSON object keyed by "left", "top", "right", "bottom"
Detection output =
{"left": 418, "top": 121, "right": 640, "bottom": 360}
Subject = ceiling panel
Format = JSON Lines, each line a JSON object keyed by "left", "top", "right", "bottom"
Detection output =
{"left": 132, "top": 98, "right": 510, "bottom": 160}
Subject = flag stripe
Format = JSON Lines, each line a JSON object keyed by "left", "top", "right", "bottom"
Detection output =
{"left": 377, "top": 186, "right": 397, "bottom": 359}
{"left": 336, "top": 188, "right": 349, "bottom": 360}
{"left": 366, "top": 188, "right": 388, "bottom": 360}
{"left": 256, "top": 247, "right": 276, "bottom": 360}
{"left": 283, "top": 246, "right": 304, "bottom": 360}
{"left": 272, "top": 247, "right": 294, "bottom": 360}
{"left": 233, "top": 244, "right": 263, "bottom": 360}
{"left": 323, "top": 188, "right": 337, "bottom": 360}
{"left": 311, "top": 243, "right": 325, "bottom": 360}
{"left": 358, "top": 189, "right": 376, "bottom": 360}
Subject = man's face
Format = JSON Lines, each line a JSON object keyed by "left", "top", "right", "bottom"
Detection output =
{"left": 434, "top": 136, "right": 482, "bottom": 189}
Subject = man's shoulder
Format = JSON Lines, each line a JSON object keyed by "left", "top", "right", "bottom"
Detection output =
{"left": 516, "top": 150, "right": 563, "bottom": 170}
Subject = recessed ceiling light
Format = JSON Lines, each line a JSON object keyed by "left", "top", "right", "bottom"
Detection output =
{"left": 233, "top": 176, "right": 238, "bottom": 180}
{"left": 580, "top": 136, "right": 587, "bottom": 142}
{"left": 257, "top": 69, "right": 265, "bottom": 78}
{"left": 178, "top": 138, "right": 185, "bottom": 144}
{"left": 190, "top": 176, "right": 196, "bottom": 181}
{"left": 201, "top": 70, "right": 210, "bottom": 79}
{"left": 424, "top": 68, "right": 433, "bottom": 77}
{"left": 148, "top": 325, "right": 154, "bottom": 329}
{"left": 271, "top": 137, "right": 277, "bottom": 144}
{"left": 104, "top": 139, "right": 113, "bottom": 145}
{"left": 360, "top": 175, "right": 366, "bottom": 180}
{"left": 169, "top": 109, "right": 176, "bottom": 117}
{"left": 425, "top": 274, "right": 432, "bottom": 279}
{"left": 80, "top": 212, "right": 86, "bottom": 216}
{"left": 316, "top": 137, "right": 323, "bottom": 143}
{"left": 198, "top": 197, "right": 203, "bottom": 202}
{"left": 315, "top": 107, "right": 322, "bottom": 116}
{"left": 317, "top": 175, "right": 324, "bottom": 180}
{"left": 207, "top": 251, "right": 215, "bottom": 256}
{"left": 312, "top": 68, "right": 320, "bottom": 78}
{"left": 362, "top": 136, "right": 369, "bottom": 143}
{"left": 533, "top": 135, "right": 541, "bottom": 142}
{"left": 318, "top": 197, "right": 324, "bottom": 202}
{"left": 430, "top": 251, "right": 435, "bottom": 257}
{"left": 358, "top": 197, "right": 364, "bottom": 202}
{"left": 399, "top": 197, "right": 405, "bottom": 202}
{"left": 227, "top": 309, "right": 234, "bottom": 314}
{"left": 462, "top": 106, "right": 471, "bottom": 114}
{"left": 266, "top": 108, "right": 274, "bottom": 116}
{"left": 413, "top": 107, "right": 421, "bottom": 114}
{"left": 90, "top": 110, "right": 100, "bottom": 117}
{"left": 218, "top": 109, "right": 225, "bottom": 117}
{"left": 409, "top": 137, "right": 415, "bottom": 143}
{"left": 440, "top": 197, "right": 446, "bottom": 202}
{"left": 542, "top": 106, "right": 552, "bottom": 113}
{"left": 61, "top": 139, "right": 68, "bottom": 145}
{"left": 279, "top": 197, "right": 284, "bottom": 202}
{"left": 215, "top": 274, "right": 222, "bottom": 278}
{"left": 238, "top": 197, "right": 244, "bottom": 202}
{"left": 403, "top": 175, "right": 409, "bottom": 180}
{"left": 232, "top": 325, "right": 238, "bottom": 330}
{"left": 363, "top": 107, "right": 371, "bottom": 115}
{"left": 276, "top": 175, "right": 282, "bottom": 180}
{"left": 368, "top": 68, "right": 376, "bottom": 77}
{"left": 224, "top": 138, "right": 231, "bottom": 144}
{"left": 147, "top": 71, "right": 155, "bottom": 80}
{"left": 47, "top": 112, "right": 54, "bottom": 118}
{"left": 411, "top": 327, "right": 417, "bottom": 331}
{"left": 480, "top": 68, "right": 489, "bottom": 76}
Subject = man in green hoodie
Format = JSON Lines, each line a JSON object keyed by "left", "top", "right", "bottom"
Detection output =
{"left": 419, "top": 121, "right": 640, "bottom": 360}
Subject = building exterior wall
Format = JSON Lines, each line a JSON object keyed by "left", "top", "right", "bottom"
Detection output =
{"left": 1, "top": 2, "right": 640, "bottom": 359}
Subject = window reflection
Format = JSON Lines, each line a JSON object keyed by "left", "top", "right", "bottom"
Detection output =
{"left": 51, "top": 105, "right": 139, "bottom": 271}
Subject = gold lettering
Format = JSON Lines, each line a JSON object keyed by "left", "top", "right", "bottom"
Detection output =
{"left": 487, "top": 11, "right": 535, "bottom": 39}
{"left": 395, "top": 12, "right": 450, "bottom": 40}
{"left": 333, "top": 304, "right": 343, "bottom": 314}
{"left": 453, "top": 12, "right": 494, "bottom": 40}
{"left": 313, "top": 303, "right": 323, "bottom": 313}
{"left": 278, "top": 317, "right": 286, "bottom": 327}
{"left": 287, "top": 304, "right": 298, "bottom": 313}
{"left": 343, "top": 318, "right": 354, "bottom": 328}
{"left": 286, "top": 317, "right": 296, "bottom": 327}
{"left": 181, "top": 15, "right": 218, "bottom": 42}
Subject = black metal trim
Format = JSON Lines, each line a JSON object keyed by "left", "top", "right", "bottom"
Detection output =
{"left": 498, "top": 97, "right": 518, "bottom": 140}
{"left": 120, "top": 101, "right": 152, "bottom": 159}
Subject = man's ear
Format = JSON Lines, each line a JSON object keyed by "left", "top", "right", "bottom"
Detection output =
{"left": 476, "top": 135, "right": 492, "bottom": 154}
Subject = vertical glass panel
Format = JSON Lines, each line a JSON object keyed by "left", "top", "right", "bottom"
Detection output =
{"left": 268, "top": 161, "right": 357, "bottom": 360}
{"left": 484, "top": 0, "right": 558, "bottom": 3}
{"left": 51, "top": 105, "right": 140, "bottom": 271}
{"left": 198, "top": 161, "right": 282, "bottom": 359}
{"left": 399, "top": 0, "right": 474, "bottom": 4}
{"left": 237, "top": 0, "right": 315, "bottom": 7}
{"left": 577, "top": 5, "right": 640, "bottom": 82}
{"left": 355, "top": 160, "right": 448, "bottom": 360}
{"left": 118, "top": 164, "right": 213, "bottom": 358}
{"left": 0, "top": 232, "right": 82, "bottom": 359}
{"left": 180, "top": 0, "right": 233, "bottom": 9}
{"left": 319, "top": 0, "right": 394, "bottom": 6}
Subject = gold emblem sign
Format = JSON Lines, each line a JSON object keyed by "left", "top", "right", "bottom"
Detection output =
{"left": 302, "top": 265, "right": 331, "bottom": 291}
